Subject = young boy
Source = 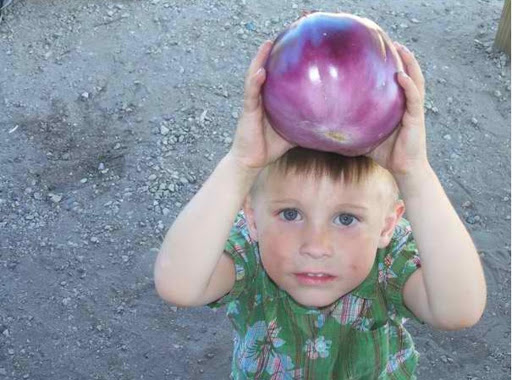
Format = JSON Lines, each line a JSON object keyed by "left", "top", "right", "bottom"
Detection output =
{"left": 154, "top": 40, "right": 486, "bottom": 379}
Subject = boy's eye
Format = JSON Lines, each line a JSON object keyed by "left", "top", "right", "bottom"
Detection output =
{"left": 279, "top": 208, "right": 301, "bottom": 221}
{"left": 335, "top": 214, "right": 357, "bottom": 226}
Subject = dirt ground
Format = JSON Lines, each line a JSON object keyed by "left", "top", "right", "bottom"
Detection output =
{"left": 0, "top": 0, "right": 510, "bottom": 379}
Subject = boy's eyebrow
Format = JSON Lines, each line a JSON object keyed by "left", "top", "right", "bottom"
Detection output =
{"left": 269, "top": 199, "right": 370, "bottom": 211}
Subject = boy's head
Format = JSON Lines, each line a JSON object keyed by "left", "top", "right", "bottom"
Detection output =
{"left": 243, "top": 147, "right": 405, "bottom": 309}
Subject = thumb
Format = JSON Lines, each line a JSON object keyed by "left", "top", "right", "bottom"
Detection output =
{"left": 243, "top": 68, "right": 266, "bottom": 113}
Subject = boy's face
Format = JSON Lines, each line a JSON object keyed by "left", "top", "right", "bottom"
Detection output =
{"left": 243, "top": 169, "right": 404, "bottom": 309}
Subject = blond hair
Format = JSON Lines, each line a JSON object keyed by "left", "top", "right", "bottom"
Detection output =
{"left": 250, "top": 147, "right": 399, "bottom": 202}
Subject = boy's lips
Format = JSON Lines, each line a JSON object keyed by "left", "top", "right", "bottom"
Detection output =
{"left": 294, "top": 272, "right": 337, "bottom": 285}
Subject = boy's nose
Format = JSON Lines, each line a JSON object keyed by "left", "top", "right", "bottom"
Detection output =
{"left": 299, "top": 225, "right": 333, "bottom": 259}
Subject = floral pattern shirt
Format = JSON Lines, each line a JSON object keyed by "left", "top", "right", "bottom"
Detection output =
{"left": 208, "top": 211, "right": 422, "bottom": 379}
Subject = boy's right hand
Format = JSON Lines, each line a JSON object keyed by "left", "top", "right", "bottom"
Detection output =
{"left": 228, "top": 40, "right": 296, "bottom": 171}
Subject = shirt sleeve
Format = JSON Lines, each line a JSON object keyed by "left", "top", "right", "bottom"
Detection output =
{"left": 381, "top": 217, "right": 423, "bottom": 323}
{"left": 207, "top": 210, "right": 261, "bottom": 310}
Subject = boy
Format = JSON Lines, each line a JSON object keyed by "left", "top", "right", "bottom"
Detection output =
{"left": 154, "top": 40, "right": 486, "bottom": 379}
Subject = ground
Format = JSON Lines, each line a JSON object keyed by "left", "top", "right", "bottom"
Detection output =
{"left": 0, "top": 0, "right": 510, "bottom": 379}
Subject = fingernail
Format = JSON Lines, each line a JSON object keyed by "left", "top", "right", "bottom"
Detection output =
{"left": 398, "top": 71, "right": 408, "bottom": 78}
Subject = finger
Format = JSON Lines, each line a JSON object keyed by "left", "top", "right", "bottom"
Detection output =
{"left": 243, "top": 67, "right": 266, "bottom": 113}
{"left": 396, "top": 71, "right": 423, "bottom": 118}
{"left": 394, "top": 42, "right": 425, "bottom": 99}
{"left": 246, "top": 40, "right": 273, "bottom": 79}
{"left": 243, "top": 41, "right": 273, "bottom": 112}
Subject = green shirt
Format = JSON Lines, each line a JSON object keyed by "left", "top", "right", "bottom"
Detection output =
{"left": 208, "top": 211, "right": 422, "bottom": 379}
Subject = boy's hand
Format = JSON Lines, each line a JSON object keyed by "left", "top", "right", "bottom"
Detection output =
{"left": 228, "top": 41, "right": 296, "bottom": 171}
{"left": 367, "top": 42, "right": 428, "bottom": 178}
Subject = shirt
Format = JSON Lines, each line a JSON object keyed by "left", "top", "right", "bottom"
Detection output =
{"left": 208, "top": 211, "right": 422, "bottom": 379}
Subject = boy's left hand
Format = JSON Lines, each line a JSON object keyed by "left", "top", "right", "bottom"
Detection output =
{"left": 367, "top": 42, "right": 428, "bottom": 178}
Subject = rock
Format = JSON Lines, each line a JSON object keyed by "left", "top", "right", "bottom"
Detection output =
{"left": 49, "top": 193, "right": 63, "bottom": 203}
{"left": 160, "top": 125, "right": 170, "bottom": 136}
{"left": 466, "top": 215, "right": 481, "bottom": 224}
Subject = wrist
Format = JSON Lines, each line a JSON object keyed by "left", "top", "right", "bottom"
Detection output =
{"left": 394, "top": 161, "right": 436, "bottom": 197}
{"left": 222, "top": 153, "right": 263, "bottom": 183}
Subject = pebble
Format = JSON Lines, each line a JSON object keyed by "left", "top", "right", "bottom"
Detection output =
{"left": 80, "top": 92, "right": 89, "bottom": 100}
{"left": 160, "top": 125, "right": 170, "bottom": 136}
{"left": 148, "top": 174, "right": 157, "bottom": 181}
{"left": 462, "top": 200, "right": 472, "bottom": 208}
{"left": 443, "top": 134, "right": 451, "bottom": 140}
{"left": 49, "top": 193, "right": 62, "bottom": 203}
{"left": 80, "top": 178, "right": 88, "bottom": 184}
{"left": 466, "top": 215, "right": 481, "bottom": 224}
{"left": 471, "top": 117, "right": 478, "bottom": 125}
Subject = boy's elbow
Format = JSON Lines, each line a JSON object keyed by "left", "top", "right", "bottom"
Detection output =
{"left": 154, "top": 277, "right": 198, "bottom": 308}
{"left": 154, "top": 265, "right": 204, "bottom": 307}
{"left": 432, "top": 303, "right": 486, "bottom": 331}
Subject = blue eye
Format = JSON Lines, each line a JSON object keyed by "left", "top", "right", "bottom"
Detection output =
{"left": 279, "top": 208, "right": 300, "bottom": 221}
{"left": 335, "top": 214, "right": 357, "bottom": 226}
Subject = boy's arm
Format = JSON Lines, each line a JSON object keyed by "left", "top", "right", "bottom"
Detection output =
{"left": 154, "top": 40, "right": 294, "bottom": 307}
{"left": 154, "top": 155, "right": 258, "bottom": 306}
{"left": 369, "top": 42, "right": 486, "bottom": 329}
{"left": 398, "top": 164, "right": 486, "bottom": 329}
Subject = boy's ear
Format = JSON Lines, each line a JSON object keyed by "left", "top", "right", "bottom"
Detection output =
{"left": 378, "top": 200, "right": 405, "bottom": 248}
{"left": 242, "top": 195, "right": 259, "bottom": 242}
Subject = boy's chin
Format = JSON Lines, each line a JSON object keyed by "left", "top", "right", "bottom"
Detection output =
{"left": 290, "top": 292, "right": 342, "bottom": 309}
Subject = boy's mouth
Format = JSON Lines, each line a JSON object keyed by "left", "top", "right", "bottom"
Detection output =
{"left": 294, "top": 272, "right": 337, "bottom": 285}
